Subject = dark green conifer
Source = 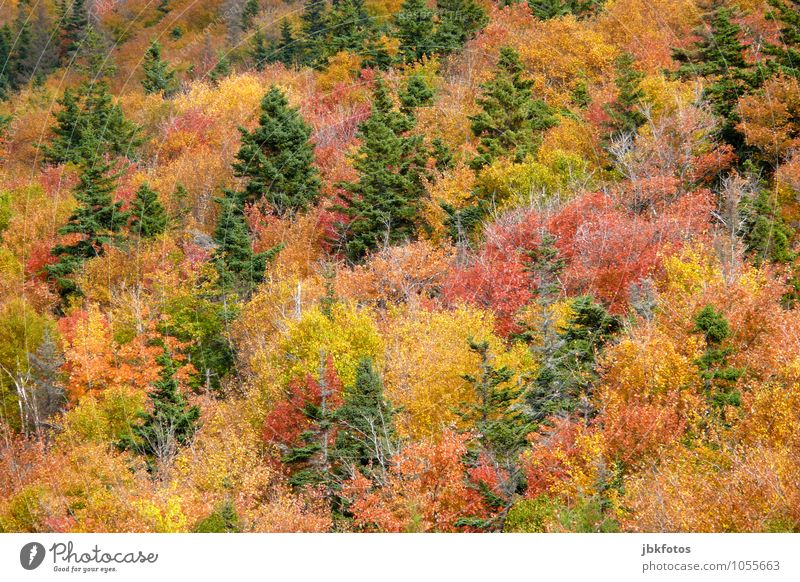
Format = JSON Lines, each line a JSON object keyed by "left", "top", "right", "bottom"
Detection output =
{"left": 141, "top": 40, "right": 178, "bottom": 96}
{"left": 739, "top": 189, "right": 795, "bottom": 266}
{"left": 603, "top": 52, "right": 647, "bottom": 142}
{"left": 433, "top": 0, "right": 488, "bottom": 55}
{"left": 129, "top": 183, "right": 168, "bottom": 239}
{"left": 394, "top": 0, "right": 436, "bottom": 63}
{"left": 242, "top": 0, "right": 260, "bottom": 30}
{"left": 693, "top": 305, "right": 744, "bottom": 420}
{"left": 528, "top": 0, "right": 603, "bottom": 19}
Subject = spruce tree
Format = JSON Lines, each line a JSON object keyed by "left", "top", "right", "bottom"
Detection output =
{"left": 399, "top": 73, "right": 435, "bottom": 115}
{"left": 526, "top": 295, "right": 620, "bottom": 424}
{"left": 24, "top": 328, "right": 67, "bottom": 434}
{"left": 129, "top": 183, "right": 168, "bottom": 239}
{"left": 269, "top": 20, "right": 300, "bottom": 68}
{"left": 332, "top": 357, "right": 396, "bottom": 480}
{"left": 673, "top": 4, "right": 761, "bottom": 148}
{"left": 46, "top": 145, "right": 128, "bottom": 299}
{"left": 141, "top": 40, "right": 178, "bottom": 96}
{"left": 250, "top": 31, "right": 269, "bottom": 71}
{"left": 455, "top": 339, "right": 531, "bottom": 532}
{"left": 528, "top": 0, "right": 602, "bottom": 19}
{"left": 603, "top": 52, "right": 647, "bottom": 143}
{"left": 765, "top": 0, "right": 800, "bottom": 78}
{"left": 433, "top": 0, "right": 488, "bottom": 55}
{"left": 326, "top": 0, "right": 379, "bottom": 60}
{"left": 469, "top": 46, "right": 557, "bottom": 169}
{"left": 232, "top": 86, "right": 321, "bottom": 215}
{"left": 74, "top": 25, "right": 116, "bottom": 79}
{"left": 194, "top": 499, "right": 241, "bottom": 532}
{"left": 242, "top": 0, "right": 260, "bottom": 30}
{"left": 334, "top": 77, "right": 429, "bottom": 261}
{"left": 299, "top": 0, "right": 329, "bottom": 67}
{"left": 43, "top": 81, "right": 142, "bottom": 165}
{"left": 394, "top": 0, "right": 436, "bottom": 63}
{"left": 209, "top": 51, "right": 231, "bottom": 83}
{"left": 60, "top": 0, "right": 89, "bottom": 60}
{"left": 0, "top": 27, "right": 12, "bottom": 100}
{"left": 212, "top": 193, "right": 281, "bottom": 297}
{"left": 739, "top": 189, "right": 795, "bottom": 266}
{"left": 118, "top": 344, "right": 200, "bottom": 468}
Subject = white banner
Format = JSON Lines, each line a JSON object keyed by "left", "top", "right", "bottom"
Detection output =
{"left": 0, "top": 533, "right": 798, "bottom": 581}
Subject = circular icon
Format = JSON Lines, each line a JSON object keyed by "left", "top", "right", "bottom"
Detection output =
{"left": 20, "top": 542, "right": 46, "bottom": 570}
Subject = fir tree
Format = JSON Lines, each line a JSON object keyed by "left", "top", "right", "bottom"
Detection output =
{"left": 326, "top": 0, "right": 380, "bottom": 62}
{"left": 765, "top": 0, "right": 800, "bottom": 78}
{"left": 118, "top": 344, "right": 200, "bottom": 468}
{"left": 433, "top": 0, "right": 488, "bottom": 55}
{"left": 141, "top": 40, "right": 178, "bottom": 96}
{"left": 673, "top": 4, "right": 761, "bottom": 147}
{"left": 394, "top": 0, "right": 436, "bottom": 63}
{"left": 334, "top": 77, "right": 430, "bottom": 261}
{"left": 299, "top": 0, "right": 329, "bottom": 67}
{"left": 333, "top": 357, "right": 396, "bottom": 480}
{"left": 250, "top": 31, "right": 269, "bottom": 71}
{"left": 528, "top": 0, "right": 602, "bottom": 19}
{"left": 603, "top": 52, "right": 647, "bottom": 143}
{"left": 74, "top": 25, "right": 116, "bottom": 79}
{"left": 455, "top": 339, "right": 531, "bottom": 532}
{"left": 129, "top": 183, "right": 168, "bottom": 239}
{"left": 60, "top": 0, "right": 89, "bottom": 61}
{"left": 46, "top": 146, "right": 128, "bottom": 299}
{"left": 194, "top": 499, "right": 241, "bottom": 532}
{"left": 0, "top": 27, "right": 12, "bottom": 100}
{"left": 526, "top": 295, "right": 620, "bottom": 424}
{"left": 693, "top": 305, "right": 744, "bottom": 421}
{"left": 232, "top": 86, "right": 321, "bottom": 215}
{"left": 212, "top": 193, "right": 281, "bottom": 297}
{"left": 23, "top": 328, "right": 67, "bottom": 434}
{"left": 43, "top": 81, "right": 142, "bottom": 165}
{"left": 241, "top": 0, "right": 260, "bottom": 30}
{"left": 469, "top": 46, "right": 557, "bottom": 169}
{"left": 209, "top": 51, "right": 231, "bottom": 84}
{"left": 399, "top": 73, "right": 435, "bottom": 115}
{"left": 739, "top": 189, "right": 795, "bottom": 266}
{"left": 269, "top": 20, "right": 300, "bottom": 68}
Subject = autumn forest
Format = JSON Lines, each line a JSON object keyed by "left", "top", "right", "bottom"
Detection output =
{"left": 0, "top": 0, "right": 799, "bottom": 533}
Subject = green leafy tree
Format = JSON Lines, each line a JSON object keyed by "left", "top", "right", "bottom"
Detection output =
{"left": 433, "top": 0, "right": 488, "bottom": 55}
{"left": 456, "top": 339, "right": 531, "bottom": 532}
{"left": 43, "top": 81, "right": 142, "bottom": 165}
{"left": 232, "top": 86, "right": 321, "bottom": 215}
{"left": 129, "top": 183, "right": 168, "bottom": 239}
{"left": 526, "top": 295, "right": 620, "bottom": 424}
{"left": 46, "top": 147, "right": 128, "bottom": 300}
{"left": 394, "top": 0, "right": 436, "bottom": 63}
{"left": 469, "top": 46, "right": 557, "bottom": 169}
{"left": 603, "top": 52, "right": 647, "bottom": 142}
{"left": 334, "top": 77, "right": 430, "bottom": 261}
{"left": 118, "top": 344, "right": 200, "bottom": 469}
{"left": 141, "top": 40, "right": 178, "bottom": 96}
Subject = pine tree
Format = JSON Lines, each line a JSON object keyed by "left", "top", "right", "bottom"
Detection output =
{"left": 212, "top": 193, "right": 281, "bottom": 297}
{"left": 46, "top": 146, "right": 128, "bottom": 299}
{"left": 250, "top": 31, "right": 269, "bottom": 71}
{"left": 60, "top": 0, "right": 89, "bottom": 61}
{"left": 118, "top": 344, "right": 200, "bottom": 468}
{"left": 326, "top": 0, "right": 378, "bottom": 59}
{"left": 469, "top": 47, "right": 558, "bottom": 169}
{"left": 455, "top": 339, "right": 531, "bottom": 532}
{"left": 129, "top": 183, "right": 168, "bottom": 239}
{"left": 603, "top": 52, "right": 647, "bottom": 143}
{"left": 141, "top": 40, "right": 178, "bottom": 96}
{"left": 433, "top": 0, "right": 488, "bottom": 55}
{"left": 43, "top": 81, "right": 142, "bottom": 165}
{"left": 526, "top": 295, "right": 620, "bottom": 424}
{"left": 528, "top": 0, "right": 602, "bottom": 19}
{"left": 399, "top": 73, "right": 435, "bottom": 115}
{"left": 693, "top": 305, "right": 744, "bottom": 421}
{"left": 673, "top": 4, "right": 761, "bottom": 147}
{"left": 394, "top": 0, "right": 436, "bottom": 63}
{"left": 269, "top": 20, "right": 299, "bottom": 68}
{"left": 739, "top": 189, "right": 795, "bottom": 266}
{"left": 332, "top": 357, "right": 396, "bottom": 480}
{"left": 232, "top": 86, "right": 321, "bottom": 215}
{"left": 299, "top": 0, "right": 329, "bottom": 67}
{"left": 242, "top": 0, "right": 260, "bottom": 30}
{"left": 765, "top": 0, "right": 800, "bottom": 78}
{"left": 334, "top": 77, "right": 430, "bottom": 261}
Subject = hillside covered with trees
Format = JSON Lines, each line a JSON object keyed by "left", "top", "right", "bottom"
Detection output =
{"left": 0, "top": 0, "right": 799, "bottom": 532}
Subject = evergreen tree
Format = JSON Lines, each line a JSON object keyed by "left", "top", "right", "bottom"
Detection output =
{"left": 141, "top": 40, "right": 178, "bottom": 96}
{"left": 693, "top": 305, "right": 744, "bottom": 421}
{"left": 194, "top": 499, "right": 241, "bottom": 532}
{"left": 209, "top": 51, "right": 231, "bottom": 83}
{"left": 118, "top": 344, "right": 200, "bottom": 468}
{"left": 673, "top": 4, "right": 761, "bottom": 147}
{"left": 469, "top": 46, "right": 557, "bottom": 169}
{"left": 765, "top": 0, "right": 800, "bottom": 78}
{"left": 739, "top": 189, "right": 795, "bottom": 266}
{"left": 242, "top": 0, "right": 260, "bottom": 30}
{"left": 23, "top": 328, "right": 67, "bottom": 434}
{"left": 299, "top": 0, "right": 329, "bottom": 67}
{"left": 526, "top": 295, "right": 620, "bottom": 424}
{"left": 74, "top": 25, "right": 116, "bottom": 79}
{"left": 399, "top": 73, "right": 435, "bottom": 115}
{"left": 46, "top": 146, "right": 128, "bottom": 299}
{"left": 232, "top": 86, "right": 321, "bottom": 215}
{"left": 455, "top": 339, "right": 531, "bottom": 532}
{"left": 250, "top": 31, "right": 270, "bottom": 71}
{"left": 433, "top": 0, "right": 488, "bottom": 55}
{"left": 326, "top": 0, "right": 381, "bottom": 62}
{"left": 212, "top": 193, "right": 281, "bottom": 297}
{"left": 394, "top": 0, "right": 436, "bottom": 63}
{"left": 528, "top": 0, "right": 602, "bottom": 19}
{"left": 333, "top": 357, "right": 396, "bottom": 480}
{"left": 603, "top": 52, "right": 647, "bottom": 143}
{"left": 269, "top": 20, "right": 300, "bottom": 68}
{"left": 129, "top": 183, "right": 168, "bottom": 239}
{"left": 43, "top": 81, "right": 142, "bottom": 165}
{"left": 0, "top": 27, "right": 12, "bottom": 100}
{"left": 60, "top": 0, "right": 89, "bottom": 60}
{"left": 334, "top": 77, "right": 430, "bottom": 261}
